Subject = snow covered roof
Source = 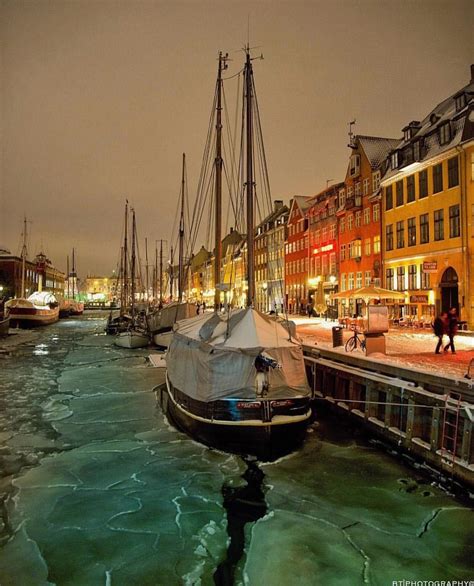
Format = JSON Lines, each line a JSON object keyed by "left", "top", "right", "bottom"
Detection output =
{"left": 357, "top": 136, "right": 401, "bottom": 169}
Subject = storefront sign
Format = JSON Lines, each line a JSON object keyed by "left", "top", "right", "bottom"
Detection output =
{"left": 313, "top": 243, "right": 334, "bottom": 255}
{"left": 410, "top": 295, "right": 429, "bottom": 303}
{"left": 423, "top": 261, "right": 437, "bottom": 273}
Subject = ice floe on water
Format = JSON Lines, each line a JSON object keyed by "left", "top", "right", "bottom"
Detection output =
{"left": 0, "top": 314, "right": 472, "bottom": 585}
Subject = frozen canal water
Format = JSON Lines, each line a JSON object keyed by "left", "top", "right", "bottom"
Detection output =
{"left": 0, "top": 314, "right": 472, "bottom": 585}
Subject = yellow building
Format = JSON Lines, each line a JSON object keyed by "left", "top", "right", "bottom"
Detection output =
{"left": 381, "top": 65, "right": 474, "bottom": 327}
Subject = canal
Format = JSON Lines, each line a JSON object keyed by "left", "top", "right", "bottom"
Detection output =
{"left": 0, "top": 314, "right": 472, "bottom": 585}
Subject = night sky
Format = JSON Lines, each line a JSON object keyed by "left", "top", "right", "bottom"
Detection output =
{"left": 1, "top": 0, "right": 472, "bottom": 276}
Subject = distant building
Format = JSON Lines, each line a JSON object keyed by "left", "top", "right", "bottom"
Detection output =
{"left": 83, "top": 275, "right": 117, "bottom": 303}
{"left": 285, "top": 196, "right": 312, "bottom": 313}
{"left": 381, "top": 64, "right": 474, "bottom": 326}
{"left": 0, "top": 250, "right": 65, "bottom": 300}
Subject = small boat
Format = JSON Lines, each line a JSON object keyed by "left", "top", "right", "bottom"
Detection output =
{"left": 114, "top": 328, "right": 150, "bottom": 349}
{"left": 4, "top": 221, "right": 59, "bottom": 328}
{"left": 113, "top": 206, "right": 149, "bottom": 349}
{"left": 6, "top": 291, "right": 59, "bottom": 327}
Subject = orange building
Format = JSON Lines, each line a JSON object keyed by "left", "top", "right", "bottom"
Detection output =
{"left": 337, "top": 135, "right": 399, "bottom": 316}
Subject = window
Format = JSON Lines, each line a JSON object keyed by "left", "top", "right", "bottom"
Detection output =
{"left": 363, "top": 178, "right": 370, "bottom": 195}
{"left": 373, "top": 203, "right": 380, "bottom": 222}
{"left": 433, "top": 163, "right": 443, "bottom": 194}
{"left": 408, "top": 265, "right": 417, "bottom": 290}
{"left": 373, "top": 235, "right": 381, "bottom": 254}
{"left": 347, "top": 185, "right": 354, "bottom": 198}
{"left": 314, "top": 230, "right": 320, "bottom": 244}
{"left": 347, "top": 215, "right": 353, "bottom": 230}
{"left": 448, "top": 156, "right": 459, "bottom": 188}
{"left": 449, "top": 204, "right": 460, "bottom": 238}
{"left": 322, "top": 227, "right": 328, "bottom": 242}
{"left": 322, "top": 255, "right": 328, "bottom": 276}
{"left": 352, "top": 239, "right": 361, "bottom": 258}
{"left": 348, "top": 273, "right": 354, "bottom": 290}
{"left": 355, "top": 211, "right": 361, "bottom": 227}
{"left": 339, "top": 189, "right": 346, "bottom": 208}
{"left": 340, "top": 244, "right": 346, "bottom": 261}
{"left": 420, "top": 213, "right": 429, "bottom": 244}
{"left": 365, "top": 271, "right": 371, "bottom": 286}
{"left": 420, "top": 264, "right": 430, "bottom": 289}
{"left": 439, "top": 123, "right": 451, "bottom": 145}
{"left": 391, "top": 151, "right": 400, "bottom": 169}
{"left": 330, "top": 223, "right": 336, "bottom": 239}
{"left": 355, "top": 182, "right": 361, "bottom": 196}
{"left": 339, "top": 218, "right": 345, "bottom": 233}
{"left": 365, "top": 238, "right": 371, "bottom": 256}
{"left": 419, "top": 169, "right": 428, "bottom": 198}
{"left": 329, "top": 253, "right": 336, "bottom": 275}
{"left": 396, "top": 266, "right": 405, "bottom": 291}
{"left": 407, "top": 217, "right": 416, "bottom": 246}
{"left": 455, "top": 93, "right": 466, "bottom": 112}
{"left": 385, "top": 185, "right": 393, "bottom": 210}
{"left": 396, "top": 220, "right": 405, "bottom": 248}
{"left": 407, "top": 175, "right": 415, "bottom": 203}
{"left": 363, "top": 207, "right": 370, "bottom": 225}
{"left": 341, "top": 273, "right": 346, "bottom": 291}
{"left": 434, "top": 209, "right": 444, "bottom": 241}
{"left": 356, "top": 272, "right": 362, "bottom": 288}
{"left": 386, "top": 224, "right": 394, "bottom": 251}
{"left": 396, "top": 180, "right": 404, "bottom": 206}
{"left": 350, "top": 154, "right": 360, "bottom": 176}
{"left": 372, "top": 171, "right": 381, "bottom": 192}
{"left": 386, "top": 268, "right": 394, "bottom": 290}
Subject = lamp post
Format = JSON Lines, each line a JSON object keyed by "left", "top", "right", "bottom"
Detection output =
{"left": 262, "top": 281, "right": 268, "bottom": 313}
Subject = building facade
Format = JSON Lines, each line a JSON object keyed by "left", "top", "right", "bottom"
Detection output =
{"left": 285, "top": 196, "right": 311, "bottom": 314}
{"left": 381, "top": 65, "right": 474, "bottom": 326}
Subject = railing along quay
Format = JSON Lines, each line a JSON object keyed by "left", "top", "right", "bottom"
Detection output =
{"left": 303, "top": 345, "right": 474, "bottom": 489}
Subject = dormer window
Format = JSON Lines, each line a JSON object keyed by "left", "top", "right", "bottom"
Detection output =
{"left": 349, "top": 154, "right": 360, "bottom": 177}
{"left": 430, "top": 113, "right": 440, "bottom": 125}
{"left": 454, "top": 93, "right": 466, "bottom": 112}
{"left": 391, "top": 151, "right": 400, "bottom": 169}
{"left": 439, "top": 122, "right": 451, "bottom": 145}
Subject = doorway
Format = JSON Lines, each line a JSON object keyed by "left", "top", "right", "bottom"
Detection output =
{"left": 439, "top": 267, "right": 459, "bottom": 313}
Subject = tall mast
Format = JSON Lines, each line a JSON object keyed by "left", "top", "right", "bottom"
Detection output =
{"left": 169, "top": 245, "right": 174, "bottom": 302}
{"left": 72, "top": 247, "right": 76, "bottom": 299}
{"left": 67, "top": 255, "right": 70, "bottom": 299}
{"left": 20, "top": 216, "right": 27, "bottom": 298}
{"left": 214, "top": 52, "right": 228, "bottom": 311}
{"left": 131, "top": 208, "right": 136, "bottom": 318}
{"left": 245, "top": 48, "right": 255, "bottom": 307}
{"left": 145, "top": 237, "right": 149, "bottom": 302}
{"left": 178, "top": 153, "right": 186, "bottom": 303}
{"left": 159, "top": 239, "right": 163, "bottom": 307}
{"left": 123, "top": 201, "right": 129, "bottom": 312}
{"left": 119, "top": 246, "right": 124, "bottom": 310}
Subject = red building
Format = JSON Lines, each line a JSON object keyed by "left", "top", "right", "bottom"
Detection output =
{"left": 285, "top": 196, "right": 311, "bottom": 314}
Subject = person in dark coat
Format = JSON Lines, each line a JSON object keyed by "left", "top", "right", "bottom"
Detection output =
{"left": 433, "top": 312, "right": 448, "bottom": 354}
{"left": 444, "top": 307, "right": 458, "bottom": 354}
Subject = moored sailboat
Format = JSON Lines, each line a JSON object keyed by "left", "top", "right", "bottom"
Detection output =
{"left": 5, "top": 220, "right": 59, "bottom": 328}
{"left": 160, "top": 50, "right": 312, "bottom": 460}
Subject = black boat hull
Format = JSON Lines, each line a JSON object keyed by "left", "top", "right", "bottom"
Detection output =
{"left": 160, "top": 375, "right": 313, "bottom": 461}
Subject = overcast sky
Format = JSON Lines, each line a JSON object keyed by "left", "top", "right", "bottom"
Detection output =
{"left": 1, "top": 0, "right": 472, "bottom": 276}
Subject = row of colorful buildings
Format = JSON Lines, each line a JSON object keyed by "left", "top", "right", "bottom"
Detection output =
{"left": 184, "top": 64, "right": 474, "bottom": 327}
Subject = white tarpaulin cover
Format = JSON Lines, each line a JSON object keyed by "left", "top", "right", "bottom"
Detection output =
{"left": 148, "top": 302, "right": 196, "bottom": 332}
{"left": 167, "top": 308, "right": 310, "bottom": 402}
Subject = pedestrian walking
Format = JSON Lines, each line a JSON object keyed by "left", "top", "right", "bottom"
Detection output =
{"left": 433, "top": 312, "right": 448, "bottom": 354}
{"left": 444, "top": 307, "right": 458, "bottom": 354}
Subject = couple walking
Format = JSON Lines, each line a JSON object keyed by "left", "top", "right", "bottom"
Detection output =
{"left": 433, "top": 307, "right": 458, "bottom": 354}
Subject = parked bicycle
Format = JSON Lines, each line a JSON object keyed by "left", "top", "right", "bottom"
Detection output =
{"left": 345, "top": 326, "right": 366, "bottom": 352}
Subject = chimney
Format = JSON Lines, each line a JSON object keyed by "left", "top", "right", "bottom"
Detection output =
{"left": 274, "top": 200, "right": 283, "bottom": 212}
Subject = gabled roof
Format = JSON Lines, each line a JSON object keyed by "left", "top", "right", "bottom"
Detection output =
{"left": 288, "top": 195, "right": 312, "bottom": 221}
{"left": 357, "top": 136, "right": 401, "bottom": 169}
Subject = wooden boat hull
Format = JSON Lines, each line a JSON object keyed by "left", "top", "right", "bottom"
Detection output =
{"left": 161, "top": 374, "right": 312, "bottom": 461}
{"left": 152, "top": 330, "right": 173, "bottom": 348}
{"left": 7, "top": 307, "right": 59, "bottom": 327}
{"left": 114, "top": 331, "right": 149, "bottom": 349}
{"left": 0, "top": 316, "right": 10, "bottom": 337}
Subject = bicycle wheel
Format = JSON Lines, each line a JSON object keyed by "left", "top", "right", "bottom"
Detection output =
{"left": 345, "top": 336, "right": 356, "bottom": 352}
